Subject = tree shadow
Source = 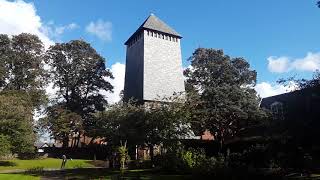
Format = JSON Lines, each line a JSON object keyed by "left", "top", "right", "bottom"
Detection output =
{"left": 0, "top": 161, "right": 16, "bottom": 167}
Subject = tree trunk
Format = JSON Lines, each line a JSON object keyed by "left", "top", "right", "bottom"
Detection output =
{"left": 62, "top": 136, "right": 69, "bottom": 148}
{"left": 76, "top": 133, "right": 81, "bottom": 147}
{"left": 70, "top": 137, "right": 74, "bottom": 148}
{"left": 89, "top": 136, "right": 96, "bottom": 145}
{"left": 149, "top": 144, "right": 154, "bottom": 164}
{"left": 218, "top": 130, "right": 225, "bottom": 153}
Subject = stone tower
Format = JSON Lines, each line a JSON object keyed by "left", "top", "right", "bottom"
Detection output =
{"left": 123, "top": 14, "right": 185, "bottom": 102}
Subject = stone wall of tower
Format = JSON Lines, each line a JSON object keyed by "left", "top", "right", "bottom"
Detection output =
{"left": 143, "top": 30, "right": 185, "bottom": 101}
{"left": 123, "top": 32, "right": 144, "bottom": 101}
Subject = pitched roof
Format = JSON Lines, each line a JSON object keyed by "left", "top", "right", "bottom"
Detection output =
{"left": 125, "top": 14, "right": 181, "bottom": 45}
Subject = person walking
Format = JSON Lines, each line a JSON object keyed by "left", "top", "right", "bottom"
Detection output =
{"left": 61, "top": 154, "right": 67, "bottom": 169}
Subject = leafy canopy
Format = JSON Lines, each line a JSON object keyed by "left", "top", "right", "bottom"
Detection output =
{"left": 0, "top": 33, "right": 47, "bottom": 109}
{"left": 184, "top": 48, "right": 266, "bottom": 140}
{"left": 0, "top": 92, "right": 35, "bottom": 154}
{"left": 41, "top": 39, "right": 114, "bottom": 146}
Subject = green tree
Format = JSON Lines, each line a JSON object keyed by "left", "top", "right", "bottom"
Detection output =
{"left": 44, "top": 40, "right": 113, "bottom": 145}
{"left": 0, "top": 33, "right": 47, "bottom": 155}
{"left": 1, "top": 33, "right": 47, "bottom": 109}
{"left": 95, "top": 97, "right": 191, "bottom": 161}
{"left": 144, "top": 97, "right": 192, "bottom": 160}
{"left": 0, "top": 134, "right": 11, "bottom": 157}
{"left": 94, "top": 101, "right": 146, "bottom": 146}
{"left": 39, "top": 106, "right": 82, "bottom": 148}
{"left": 184, "top": 48, "right": 267, "bottom": 147}
{"left": 0, "top": 92, "right": 35, "bottom": 154}
{"left": 278, "top": 70, "right": 320, "bottom": 90}
{"left": 0, "top": 34, "right": 11, "bottom": 88}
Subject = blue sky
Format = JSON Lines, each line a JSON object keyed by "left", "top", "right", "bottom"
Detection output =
{"left": 1, "top": 0, "right": 320, "bottom": 99}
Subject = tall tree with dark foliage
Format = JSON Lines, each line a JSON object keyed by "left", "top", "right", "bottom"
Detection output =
{"left": 0, "top": 33, "right": 47, "bottom": 155}
{"left": 42, "top": 40, "right": 113, "bottom": 147}
{"left": 184, "top": 48, "right": 267, "bottom": 147}
{"left": 0, "top": 33, "right": 47, "bottom": 108}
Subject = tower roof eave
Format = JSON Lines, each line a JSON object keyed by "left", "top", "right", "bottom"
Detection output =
{"left": 124, "top": 14, "right": 182, "bottom": 45}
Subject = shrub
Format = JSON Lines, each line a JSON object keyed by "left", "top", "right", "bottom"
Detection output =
{"left": 118, "top": 144, "right": 130, "bottom": 171}
{"left": 0, "top": 134, "right": 11, "bottom": 158}
{"left": 227, "top": 152, "right": 245, "bottom": 168}
{"left": 154, "top": 145, "right": 226, "bottom": 175}
{"left": 128, "top": 160, "right": 152, "bottom": 169}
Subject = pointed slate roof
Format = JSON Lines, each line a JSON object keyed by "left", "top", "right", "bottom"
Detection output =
{"left": 125, "top": 14, "right": 182, "bottom": 45}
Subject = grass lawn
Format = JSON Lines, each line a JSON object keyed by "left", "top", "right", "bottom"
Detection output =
{"left": 0, "top": 158, "right": 95, "bottom": 171}
{"left": 0, "top": 174, "right": 39, "bottom": 180}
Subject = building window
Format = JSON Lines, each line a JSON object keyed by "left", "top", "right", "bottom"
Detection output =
{"left": 270, "top": 101, "right": 284, "bottom": 120}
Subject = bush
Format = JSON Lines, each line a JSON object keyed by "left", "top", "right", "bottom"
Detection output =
{"left": 0, "top": 134, "right": 11, "bottom": 158}
{"left": 154, "top": 144, "right": 227, "bottom": 175}
{"left": 128, "top": 160, "right": 152, "bottom": 169}
{"left": 227, "top": 152, "right": 245, "bottom": 168}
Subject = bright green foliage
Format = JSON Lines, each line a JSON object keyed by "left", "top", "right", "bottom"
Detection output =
{"left": 0, "top": 174, "right": 40, "bottom": 180}
{"left": 0, "top": 134, "right": 11, "bottom": 157}
{"left": 184, "top": 48, "right": 267, "bottom": 142}
{"left": 0, "top": 93, "right": 35, "bottom": 154}
{"left": 0, "top": 158, "right": 94, "bottom": 171}
{"left": 181, "top": 150, "right": 195, "bottom": 168}
{"left": 118, "top": 141, "right": 129, "bottom": 170}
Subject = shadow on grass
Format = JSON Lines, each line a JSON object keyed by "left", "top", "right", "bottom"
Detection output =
{"left": 87, "top": 160, "right": 107, "bottom": 167}
{"left": 13, "top": 168, "right": 290, "bottom": 180}
{"left": 19, "top": 168, "right": 192, "bottom": 180}
{"left": 0, "top": 161, "right": 16, "bottom": 167}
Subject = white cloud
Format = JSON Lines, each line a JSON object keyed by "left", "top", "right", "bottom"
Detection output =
{"left": 267, "top": 56, "right": 290, "bottom": 73}
{"left": 267, "top": 52, "right": 320, "bottom": 73}
{"left": 102, "top": 62, "right": 125, "bottom": 104}
{"left": 0, "top": 0, "right": 53, "bottom": 47}
{"left": 255, "top": 82, "right": 297, "bottom": 98}
{"left": 291, "top": 52, "right": 320, "bottom": 71}
{"left": 0, "top": 0, "right": 78, "bottom": 48}
{"left": 41, "top": 21, "right": 79, "bottom": 41}
{"left": 85, "top": 20, "right": 112, "bottom": 41}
